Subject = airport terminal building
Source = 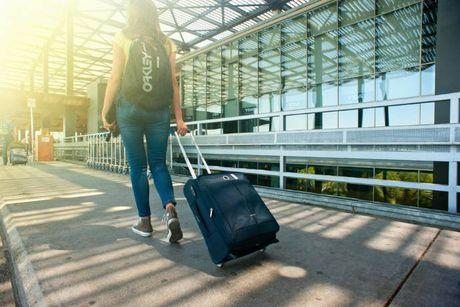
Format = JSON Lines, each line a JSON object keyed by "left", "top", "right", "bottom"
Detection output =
{"left": 170, "top": 0, "right": 460, "bottom": 213}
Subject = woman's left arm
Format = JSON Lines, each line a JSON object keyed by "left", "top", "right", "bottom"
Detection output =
{"left": 101, "top": 43, "right": 125, "bottom": 130}
{"left": 170, "top": 52, "right": 188, "bottom": 136}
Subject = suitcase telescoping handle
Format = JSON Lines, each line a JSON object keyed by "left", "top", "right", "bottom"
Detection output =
{"left": 174, "top": 131, "right": 211, "bottom": 179}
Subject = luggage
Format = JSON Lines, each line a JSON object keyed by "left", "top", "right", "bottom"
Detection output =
{"left": 9, "top": 146, "right": 28, "bottom": 165}
{"left": 175, "top": 132, "right": 279, "bottom": 267}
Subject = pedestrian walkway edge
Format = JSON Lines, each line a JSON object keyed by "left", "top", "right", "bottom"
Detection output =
{"left": 0, "top": 196, "right": 47, "bottom": 307}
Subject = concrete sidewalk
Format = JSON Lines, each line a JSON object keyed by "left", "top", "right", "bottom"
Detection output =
{"left": 0, "top": 237, "right": 16, "bottom": 307}
{"left": 0, "top": 162, "right": 459, "bottom": 306}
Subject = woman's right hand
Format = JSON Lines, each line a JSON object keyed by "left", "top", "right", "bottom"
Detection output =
{"left": 176, "top": 120, "right": 188, "bottom": 136}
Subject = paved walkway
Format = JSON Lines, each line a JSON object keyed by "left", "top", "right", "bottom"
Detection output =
{"left": 0, "top": 162, "right": 459, "bottom": 306}
{"left": 0, "top": 237, "right": 15, "bottom": 307}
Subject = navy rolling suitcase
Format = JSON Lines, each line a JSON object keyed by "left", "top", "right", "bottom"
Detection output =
{"left": 175, "top": 132, "right": 279, "bottom": 267}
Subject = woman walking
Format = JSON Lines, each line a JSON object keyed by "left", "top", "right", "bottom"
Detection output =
{"left": 101, "top": 0, "right": 187, "bottom": 242}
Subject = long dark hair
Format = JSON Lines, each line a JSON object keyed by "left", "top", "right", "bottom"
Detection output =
{"left": 123, "top": 0, "right": 166, "bottom": 42}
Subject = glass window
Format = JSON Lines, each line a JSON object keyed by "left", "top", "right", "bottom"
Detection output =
{"left": 222, "top": 43, "right": 238, "bottom": 102}
{"left": 308, "top": 3, "right": 337, "bottom": 36}
{"left": 286, "top": 177, "right": 307, "bottom": 191}
{"left": 282, "top": 88, "right": 307, "bottom": 111}
{"left": 259, "top": 25, "right": 280, "bottom": 50}
{"left": 206, "top": 123, "right": 222, "bottom": 135}
{"left": 339, "top": 110, "right": 358, "bottom": 128}
{"left": 187, "top": 124, "right": 198, "bottom": 135}
{"left": 239, "top": 161, "right": 258, "bottom": 169}
{"left": 338, "top": 20, "right": 374, "bottom": 79}
{"left": 420, "top": 170, "right": 433, "bottom": 183}
{"left": 388, "top": 104, "right": 419, "bottom": 126}
{"left": 375, "top": 107, "right": 388, "bottom": 127}
{"left": 259, "top": 92, "right": 281, "bottom": 114}
{"left": 259, "top": 48, "right": 281, "bottom": 94}
{"left": 375, "top": 168, "right": 418, "bottom": 182}
{"left": 419, "top": 190, "right": 434, "bottom": 209}
{"left": 239, "top": 119, "right": 257, "bottom": 133}
{"left": 182, "top": 107, "right": 194, "bottom": 122}
{"left": 286, "top": 164, "right": 307, "bottom": 173}
{"left": 239, "top": 95, "right": 258, "bottom": 115}
{"left": 258, "top": 117, "right": 280, "bottom": 132}
{"left": 307, "top": 164, "right": 337, "bottom": 176}
{"left": 285, "top": 165, "right": 307, "bottom": 192}
{"left": 195, "top": 104, "right": 207, "bottom": 121}
{"left": 323, "top": 111, "right": 338, "bottom": 129}
{"left": 281, "top": 15, "right": 307, "bottom": 44}
{"left": 207, "top": 160, "right": 222, "bottom": 167}
{"left": 223, "top": 98, "right": 238, "bottom": 118}
{"left": 222, "top": 160, "right": 238, "bottom": 168}
{"left": 257, "top": 175, "right": 280, "bottom": 188}
{"left": 339, "top": 0, "right": 375, "bottom": 26}
{"left": 308, "top": 82, "right": 338, "bottom": 108}
{"left": 193, "top": 54, "right": 207, "bottom": 105}
{"left": 307, "top": 31, "right": 338, "bottom": 84}
{"left": 376, "top": 4, "right": 421, "bottom": 73}
{"left": 207, "top": 103, "right": 222, "bottom": 119}
{"left": 339, "top": 76, "right": 374, "bottom": 105}
{"left": 420, "top": 102, "right": 434, "bottom": 125}
{"left": 281, "top": 42, "right": 307, "bottom": 90}
{"left": 339, "top": 166, "right": 373, "bottom": 178}
{"left": 181, "top": 60, "right": 194, "bottom": 107}
{"left": 240, "top": 34, "right": 259, "bottom": 97}
{"left": 207, "top": 48, "right": 222, "bottom": 104}
{"left": 422, "top": 0, "right": 437, "bottom": 64}
{"left": 338, "top": 183, "right": 374, "bottom": 201}
{"left": 223, "top": 121, "right": 238, "bottom": 134}
{"left": 359, "top": 108, "right": 375, "bottom": 128}
{"left": 421, "top": 64, "right": 435, "bottom": 96}
{"left": 374, "top": 186, "right": 418, "bottom": 206}
{"left": 285, "top": 114, "right": 308, "bottom": 131}
{"left": 376, "top": 68, "right": 420, "bottom": 100}
{"left": 377, "top": 0, "right": 420, "bottom": 15}
{"left": 307, "top": 180, "right": 338, "bottom": 195}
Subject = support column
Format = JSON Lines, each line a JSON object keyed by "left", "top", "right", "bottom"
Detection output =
{"left": 66, "top": 0, "right": 75, "bottom": 96}
{"left": 63, "top": 106, "right": 77, "bottom": 137}
{"left": 29, "top": 71, "right": 35, "bottom": 92}
{"left": 43, "top": 45, "right": 49, "bottom": 94}
{"left": 434, "top": 0, "right": 460, "bottom": 212}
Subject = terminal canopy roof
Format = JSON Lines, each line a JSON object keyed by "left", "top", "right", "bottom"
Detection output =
{"left": 0, "top": 0, "right": 311, "bottom": 96}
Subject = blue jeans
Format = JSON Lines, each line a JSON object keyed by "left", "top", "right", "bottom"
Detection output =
{"left": 116, "top": 97, "right": 176, "bottom": 217}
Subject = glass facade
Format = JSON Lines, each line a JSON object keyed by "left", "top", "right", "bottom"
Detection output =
{"left": 173, "top": 0, "right": 449, "bottom": 212}
{"left": 283, "top": 160, "right": 440, "bottom": 209}
{"left": 179, "top": 0, "right": 437, "bottom": 126}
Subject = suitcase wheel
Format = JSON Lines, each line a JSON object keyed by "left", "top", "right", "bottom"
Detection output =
{"left": 216, "top": 263, "right": 224, "bottom": 268}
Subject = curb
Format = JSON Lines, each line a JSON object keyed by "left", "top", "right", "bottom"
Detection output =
{"left": 0, "top": 196, "right": 47, "bottom": 307}
{"left": 256, "top": 187, "right": 460, "bottom": 231}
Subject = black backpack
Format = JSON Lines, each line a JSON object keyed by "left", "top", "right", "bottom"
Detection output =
{"left": 121, "top": 36, "right": 173, "bottom": 110}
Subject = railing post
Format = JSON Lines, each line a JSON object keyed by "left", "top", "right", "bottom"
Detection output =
{"left": 279, "top": 152, "right": 285, "bottom": 190}
{"left": 450, "top": 96, "right": 459, "bottom": 124}
{"left": 196, "top": 123, "right": 203, "bottom": 176}
{"left": 448, "top": 160, "right": 457, "bottom": 213}
{"left": 449, "top": 96, "right": 459, "bottom": 213}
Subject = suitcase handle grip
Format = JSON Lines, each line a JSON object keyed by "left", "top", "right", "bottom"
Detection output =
{"left": 174, "top": 131, "right": 211, "bottom": 178}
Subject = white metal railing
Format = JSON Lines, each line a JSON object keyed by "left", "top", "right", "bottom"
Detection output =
{"left": 54, "top": 92, "right": 460, "bottom": 213}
